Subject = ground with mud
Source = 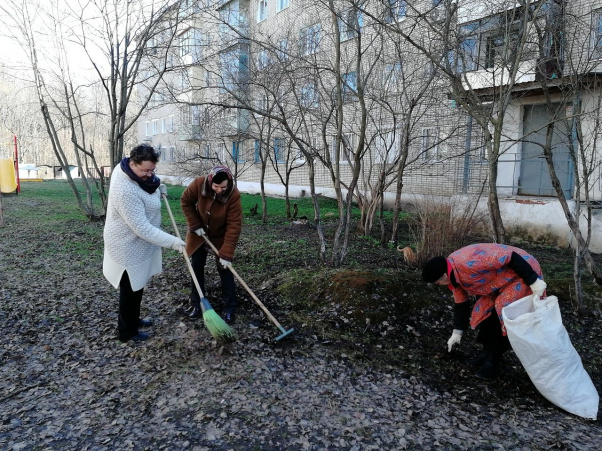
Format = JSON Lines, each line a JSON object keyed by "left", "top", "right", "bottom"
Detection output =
{"left": 0, "top": 184, "right": 600, "bottom": 450}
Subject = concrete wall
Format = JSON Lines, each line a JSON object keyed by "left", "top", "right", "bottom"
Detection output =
{"left": 159, "top": 173, "right": 602, "bottom": 253}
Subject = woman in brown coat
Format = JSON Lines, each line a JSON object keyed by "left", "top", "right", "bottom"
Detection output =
{"left": 180, "top": 165, "right": 243, "bottom": 323}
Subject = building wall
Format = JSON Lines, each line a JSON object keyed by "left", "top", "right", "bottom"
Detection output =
{"left": 141, "top": 0, "right": 602, "bottom": 251}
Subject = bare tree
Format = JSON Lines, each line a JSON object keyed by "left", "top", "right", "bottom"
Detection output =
{"left": 362, "top": 0, "right": 552, "bottom": 243}
{"left": 1, "top": 0, "right": 190, "bottom": 217}
{"left": 528, "top": 4, "right": 602, "bottom": 309}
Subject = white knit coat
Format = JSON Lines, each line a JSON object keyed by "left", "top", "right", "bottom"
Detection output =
{"left": 103, "top": 164, "right": 177, "bottom": 291}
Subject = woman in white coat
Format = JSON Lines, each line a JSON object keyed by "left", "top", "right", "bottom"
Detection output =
{"left": 103, "top": 144, "right": 186, "bottom": 342}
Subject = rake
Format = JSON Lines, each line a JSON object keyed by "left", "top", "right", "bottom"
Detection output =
{"left": 201, "top": 234, "right": 294, "bottom": 341}
{"left": 161, "top": 193, "right": 237, "bottom": 342}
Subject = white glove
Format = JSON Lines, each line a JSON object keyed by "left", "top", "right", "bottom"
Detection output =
{"left": 170, "top": 237, "right": 186, "bottom": 253}
{"left": 219, "top": 258, "right": 232, "bottom": 268}
{"left": 194, "top": 228, "right": 206, "bottom": 236}
{"left": 530, "top": 278, "right": 546, "bottom": 297}
{"left": 447, "top": 329, "right": 463, "bottom": 352}
{"left": 159, "top": 184, "right": 167, "bottom": 196}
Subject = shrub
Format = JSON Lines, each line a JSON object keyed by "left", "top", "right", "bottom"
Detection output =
{"left": 409, "top": 195, "right": 488, "bottom": 267}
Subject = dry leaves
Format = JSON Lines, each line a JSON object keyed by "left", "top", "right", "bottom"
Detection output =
{"left": 0, "top": 193, "right": 600, "bottom": 450}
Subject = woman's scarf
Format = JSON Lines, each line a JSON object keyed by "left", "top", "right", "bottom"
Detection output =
{"left": 120, "top": 157, "right": 160, "bottom": 194}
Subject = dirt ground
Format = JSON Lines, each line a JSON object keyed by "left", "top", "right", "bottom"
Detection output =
{"left": 1, "top": 188, "right": 601, "bottom": 450}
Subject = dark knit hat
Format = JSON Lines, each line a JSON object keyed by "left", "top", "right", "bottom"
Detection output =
{"left": 422, "top": 256, "right": 447, "bottom": 283}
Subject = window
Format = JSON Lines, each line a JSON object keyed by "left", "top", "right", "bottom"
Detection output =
{"left": 147, "top": 36, "right": 157, "bottom": 56}
{"left": 180, "top": 69, "right": 191, "bottom": 91}
{"left": 277, "top": 0, "right": 289, "bottom": 12}
{"left": 383, "top": 62, "right": 402, "bottom": 93}
{"left": 151, "top": 90, "right": 165, "bottom": 107}
{"left": 145, "top": 122, "right": 151, "bottom": 137}
{"left": 592, "top": 10, "right": 602, "bottom": 59}
{"left": 232, "top": 141, "right": 245, "bottom": 163}
{"left": 385, "top": 0, "right": 406, "bottom": 23}
{"left": 374, "top": 130, "right": 400, "bottom": 164}
{"left": 456, "top": 9, "right": 534, "bottom": 72}
{"left": 300, "top": 83, "right": 318, "bottom": 109}
{"left": 257, "top": 50, "right": 269, "bottom": 69}
{"left": 342, "top": 71, "right": 357, "bottom": 102}
{"left": 277, "top": 38, "right": 289, "bottom": 60}
{"left": 457, "top": 22, "right": 479, "bottom": 72}
{"left": 220, "top": 51, "right": 239, "bottom": 93}
{"left": 331, "top": 134, "right": 354, "bottom": 164}
{"left": 421, "top": 127, "right": 440, "bottom": 161}
{"left": 180, "top": 105, "right": 201, "bottom": 126}
{"left": 299, "top": 24, "right": 320, "bottom": 55}
{"left": 485, "top": 34, "right": 505, "bottom": 69}
{"left": 219, "top": 0, "right": 242, "bottom": 38}
{"left": 180, "top": 28, "right": 203, "bottom": 59}
{"left": 161, "top": 118, "right": 166, "bottom": 134}
{"left": 341, "top": 134, "right": 354, "bottom": 163}
{"left": 152, "top": 120, "right": 159, "bottom": 135}
{"left": 274, "top": 137, "right": 285, "bottom": 163}
{"left": 166, "top": 116, "right": 174, "bottom": 132}
{"left": 254, "top": 140, "right": 262, "bottom": 163}
{"left": 254, "top": 93, "right": 267, "bottom": 112}
{"left": 257, "top": 0, "right": 267, "bottom": 22}
{"left": 179, "top": 146, "right": 188, "bottom": 160}
{"left": 217, "top": 143, "right": 226, "bottom": 161}
{"left": 339, "top": 7, "right": 363, "bottom": 42}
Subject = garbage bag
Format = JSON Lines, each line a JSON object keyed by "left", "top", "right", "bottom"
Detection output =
{"left": 502, "top": 295, "right": 599, "bottom": 419}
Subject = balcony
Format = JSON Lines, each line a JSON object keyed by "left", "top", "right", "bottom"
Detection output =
{"left": 178, "top": 124, "right": 202, "bottom": 141}
{"left": 216, "top": 109, "right": 250, "bottom": 136}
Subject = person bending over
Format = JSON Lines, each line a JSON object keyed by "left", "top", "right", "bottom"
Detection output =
{"left": 422, "top": 243, "right": 546, "bottom": 380}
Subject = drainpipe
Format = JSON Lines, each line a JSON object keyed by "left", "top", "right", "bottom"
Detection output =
{"left": 462, "top": 114, "right": 473, "bottom": 193}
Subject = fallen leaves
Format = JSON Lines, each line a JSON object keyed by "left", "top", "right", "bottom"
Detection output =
{"left": 0, "top": 191, "right": 601, "bottom": 450}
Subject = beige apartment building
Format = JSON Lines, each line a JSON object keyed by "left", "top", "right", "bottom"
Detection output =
{"left": 138, "top": 0, "right": 602, "bottom": 250}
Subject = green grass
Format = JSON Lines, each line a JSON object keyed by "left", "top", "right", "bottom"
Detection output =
{"left": 6, "top": 179, "right": 407, "bottom": 232}
{"left": 163, "top": 183, "right": 356, "bottom": 226}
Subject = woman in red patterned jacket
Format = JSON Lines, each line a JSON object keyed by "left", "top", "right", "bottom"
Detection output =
{"left": 422, "top": 243, "right": 547, "bottom": 380}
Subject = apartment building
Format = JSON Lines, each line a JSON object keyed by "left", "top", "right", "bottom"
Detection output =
{"left": 138, "top": 0, "right": 602, "bottom": 250}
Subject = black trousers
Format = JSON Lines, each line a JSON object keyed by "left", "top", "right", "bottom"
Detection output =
{"left": 118, "top": 271, "right": 144, "bottom": 340}
{"left": 476, "top": 312, "right": 511, "bottom": 359}
{"left": 190, "top": 245, "right": 237, "bottom": 314}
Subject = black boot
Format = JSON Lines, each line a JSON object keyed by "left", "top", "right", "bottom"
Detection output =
{"left": 188, "top": 302, "right": 201, "bottom": 320}
{"left": 475, "top": 353, "right": 501, "bottom": 381}
{"left": 468, "top": 350, "right": 491, "bottom": 368}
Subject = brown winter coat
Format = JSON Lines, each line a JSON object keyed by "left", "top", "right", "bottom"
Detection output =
{"left": 180, "top": 176, "right": 242, "bottom": 261}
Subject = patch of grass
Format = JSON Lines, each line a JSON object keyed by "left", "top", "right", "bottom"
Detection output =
{"left": 240, "top": 194, "right": 344, "bottom": 225}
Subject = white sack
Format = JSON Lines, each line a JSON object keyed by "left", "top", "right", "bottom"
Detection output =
{"left": 502, "top": 295, "right": 599, "bottom": 419}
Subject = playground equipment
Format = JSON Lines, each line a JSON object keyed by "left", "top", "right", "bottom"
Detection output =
{"left": 0, "top": 159, "right": 18, "bottom": 194}
{"left": 1, "top": 136, "right": 20, "bottom": 194}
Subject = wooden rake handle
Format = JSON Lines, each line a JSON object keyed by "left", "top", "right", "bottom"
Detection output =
{"left": 161, "top": 193, "right": 206, "bottom": 300}
{"left": 201, "top": 233, "right": 287, "bottom": 332}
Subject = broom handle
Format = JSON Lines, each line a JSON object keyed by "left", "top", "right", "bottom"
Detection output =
{"left": 202, "top": 234, "right": 286, "bottom": 331}
{"left": 161, "top": 193, "right": 206, "bottom": 300}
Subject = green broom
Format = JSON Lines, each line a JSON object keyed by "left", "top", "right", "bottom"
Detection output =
{"left": 161, "top": 193, "right": 237, "bottom": 342}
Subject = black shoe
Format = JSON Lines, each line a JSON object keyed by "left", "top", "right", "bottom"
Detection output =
{"left": 468, "top": 351, "right": 491, "bottom": 367}
{"left": 475, "top": 360, "right": 498, "bottom": 381}
{"left": 188, "top": 306, "right": 202, "bottom": 320}
{"left": 139, "top": 318, "right": 153, "bottom": 328}
{"left": 119, "top": 331, "right": 150, "bottom": 343}
{"left": 224, "top": 312, "right": 235, "bottom": 324}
